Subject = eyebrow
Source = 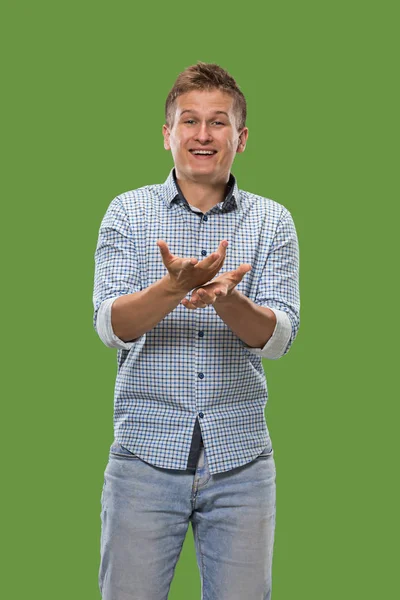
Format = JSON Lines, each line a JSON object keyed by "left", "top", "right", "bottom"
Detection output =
{"left": 179, "top": 109, "right": 230, "bottom": 118}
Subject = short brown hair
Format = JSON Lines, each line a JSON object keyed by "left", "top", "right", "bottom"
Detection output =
{"left": 165, "top": 61, "right": 247, "bottom": 131}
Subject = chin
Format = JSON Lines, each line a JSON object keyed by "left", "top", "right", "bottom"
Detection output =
{"left": 190, "top": 168, "right": 218, "bottom": 179}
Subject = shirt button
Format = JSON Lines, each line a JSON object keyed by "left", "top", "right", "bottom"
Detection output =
{"left": 201, "top": 250, "right": 207, "bottom": 256}
{"left": 203, "top": 215, "right": 208, "bottom": 222}
{"left": 198, "top": 412, "right": 204, "bottom": 418}
{"left": 198, "top": 331, "right": 204, "bottom": 337}
{"left": 198, "top": 373, "right": 204, "bottom": 379}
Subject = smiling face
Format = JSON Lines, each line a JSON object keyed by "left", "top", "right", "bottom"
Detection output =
{"left": 162, "top": 89, "right": 248, "bottom": 185}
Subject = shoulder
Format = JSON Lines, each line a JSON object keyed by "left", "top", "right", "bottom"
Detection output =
{"left": 106, "top": 182, "right": 165, "bottom": 218}
{"left": 239, "top": 188, "right": 292, "bottom": 222}
{"left": 115, "top": 183, "right": 163, "bottom": 207}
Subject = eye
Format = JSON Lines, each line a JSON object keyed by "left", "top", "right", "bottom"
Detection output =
{"left": 212, "top": 121, "right": 225, "bottom": 126}
{"left": 184, "top": 119, "right": 196, "bottom": 124}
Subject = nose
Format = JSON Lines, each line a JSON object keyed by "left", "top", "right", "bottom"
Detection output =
{"left": 194, "top": 121, "right": 213, "bottom": 144}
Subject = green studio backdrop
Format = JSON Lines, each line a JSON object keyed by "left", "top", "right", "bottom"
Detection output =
{"left": 2, "top": 1, "right": 398, "bottom": 599}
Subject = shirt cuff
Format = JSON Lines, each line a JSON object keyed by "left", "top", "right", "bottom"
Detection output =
{"left": 245, "top": 308, "right": 292, "bottom": 359}
{"left": 96, "top": 297, "right": 142, "bottom": 350}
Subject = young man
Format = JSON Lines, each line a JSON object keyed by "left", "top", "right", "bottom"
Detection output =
{"left": 93, "top": 61, "right": 300, "bottom": 600}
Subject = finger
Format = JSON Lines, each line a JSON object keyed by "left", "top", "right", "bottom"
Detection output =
{"left": 194, "top": 302, "right": 208, "bottom": 309}
{"left": 196, "top": 251, "right": 221, "bottom": 270}
{"left": 235, "top": 263, "right": 252, "bottom": 278}
{"left": 214, "top": 288, "right": 226, "bottom": 297}
{"left": 190, "top": 295, "right": 208, "bottom": 308}
{"left": 210, "top": 240, "right": 228, "bottom": 267}
{"left": 183, "top": 257, "right": 198, "bottom": 269}
{"left": 212, "top": 240, "right": 229, "bottom": 269}
{"left": 192, "top": 292, "right": 213, "bottom": 306}
{"left": 181, "top": 299, "right": 199, "bottom": 310}
{"left": 156, "top": 240, "right": 173, "bottom": 262}
{"left": 218, "top": 239, "right": 229, "bottom": 256}
{"left": 211, "top": 240, "right": 228, "bottom": 256}
{"left": 197, "top": 290, "right": 216, "bottom": 304}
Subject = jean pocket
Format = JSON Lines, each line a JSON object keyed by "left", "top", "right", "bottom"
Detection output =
{"left": 257, "top": 446, "right": 274, "bottom": 459}
{"left": 109, "top": 441, "right": 139, "bottom": 459}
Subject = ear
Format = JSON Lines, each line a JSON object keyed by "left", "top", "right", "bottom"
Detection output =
{"left": 162, "top": 124, "right": 171, "bottom": 151}
{"left": 236, "top": 127, "right": 249, "bottom": 153}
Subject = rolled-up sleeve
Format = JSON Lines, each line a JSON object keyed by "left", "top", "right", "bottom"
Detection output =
{"left": 96, "top": 297, "right": 141, "bottom": 350}
{"left": 92, "top": 197, "right": 143, "bottom": 350}
{"left": 246, "top": 208, "right": 300, "bottom": 359}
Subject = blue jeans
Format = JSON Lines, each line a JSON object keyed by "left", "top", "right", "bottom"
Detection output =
{"left": 99, "top": 440, "right": 276, "bottom": 600}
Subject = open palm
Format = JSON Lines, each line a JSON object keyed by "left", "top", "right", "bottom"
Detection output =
{"left": 181, "top": 264, "right": 252, "bottom": 309}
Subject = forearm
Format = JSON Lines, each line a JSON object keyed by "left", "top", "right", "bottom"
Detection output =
{"left": 111, "top": 275, "right": 186, "bottom": 342}
{"left": 214, "top": 289, "right": 277, "bottom": 348}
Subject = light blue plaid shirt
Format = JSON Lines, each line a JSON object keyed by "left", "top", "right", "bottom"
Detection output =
{"left": 93, "top": 168, "right": 300, "bottom": 474}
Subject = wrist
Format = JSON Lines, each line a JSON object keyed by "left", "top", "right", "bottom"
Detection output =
{"left": 161, "top": 274, "right": 189, "bottom": 298}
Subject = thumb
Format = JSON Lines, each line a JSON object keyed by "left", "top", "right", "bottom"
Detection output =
{"left": 235, "top": 263, "right": 252, "bottom": 280}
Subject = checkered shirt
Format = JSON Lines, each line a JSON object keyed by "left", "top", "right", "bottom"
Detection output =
{"left": 92, "top": 169, "right": 300, "bottom": 474}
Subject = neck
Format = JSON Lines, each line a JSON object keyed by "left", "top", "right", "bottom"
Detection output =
{"left": 175, "top": 172, "right": 230, "bottom": 212}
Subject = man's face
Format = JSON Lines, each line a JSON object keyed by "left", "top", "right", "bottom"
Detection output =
{"left": 162, "top": 89, "right": 248, "bottom": 184}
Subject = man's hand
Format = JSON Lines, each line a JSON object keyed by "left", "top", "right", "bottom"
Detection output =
{"left": 157, "top": 239, "right": 229, "bottom": 295}
{"left": 181, "top": 264, "right": 252, "bottom": 309}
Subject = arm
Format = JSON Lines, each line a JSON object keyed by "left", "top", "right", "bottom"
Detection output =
{"left": 251, "top": 208, "right": 300, "bottom": 357}
{"left": 95, "top": 278, "right": 188, "bottom": 349}
{"left": 111, "top": 275, "right": 186, "bottom": 342}
{"left": 93, "top": 197, "right": 229, "bottom": 347}
{"left": 181, "top": 208, "right": 300, "bottom": 359}
{"left": 93, "top": 197, "right": 143, "bottom": 348}
{"left": 212, "top": 289, "right": 277, "bottom": 348}
{"left": 111, "top": 239, "right": 230, "bottom": 342}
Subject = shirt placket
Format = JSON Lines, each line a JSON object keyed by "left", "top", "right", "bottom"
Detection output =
{"left": 193, "top": 209, "right": 213, "bottom": 440}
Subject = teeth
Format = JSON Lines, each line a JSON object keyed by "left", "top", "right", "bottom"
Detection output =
{"left": 191, "top": 151, "right": 215, "bottom": 155}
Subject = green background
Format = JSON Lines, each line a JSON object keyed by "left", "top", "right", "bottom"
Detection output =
{"left": 2, "top": 0, "right": 398, "bottom": 598}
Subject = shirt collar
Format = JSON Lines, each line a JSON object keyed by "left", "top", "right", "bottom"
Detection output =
{"left": 162, "top": 168, "right": 241, "bottom": 211}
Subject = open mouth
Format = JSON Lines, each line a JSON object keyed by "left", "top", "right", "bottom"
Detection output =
{"left": 189, "top": 149, "right": 218, "bottom": 159}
